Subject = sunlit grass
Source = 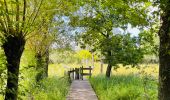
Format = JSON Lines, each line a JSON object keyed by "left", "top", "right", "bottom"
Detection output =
{"left": 48, "top": 62, "right": 158, "bottom": 100}
{"left": 48, "top": 64, "right": 65, "bottom": 77}
{"left": 30, "top": 76, "right": 70, "bottom": 100}
{"left": 90, "top": 75, "right": 158, "bottom": 100}
{"left": 48, "top": 62, "right": 159, "bottom": 78}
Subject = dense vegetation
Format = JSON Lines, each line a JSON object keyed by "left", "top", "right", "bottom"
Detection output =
{"left": 0, "top": 0, "right": 170, "bottom": 100}
{"left": 90, "top": 75, "right": 157, "bottom": 100}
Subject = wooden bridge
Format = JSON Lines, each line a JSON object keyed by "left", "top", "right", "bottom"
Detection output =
{"left": 66, "top": 66, "right": 98, "bottom": 100}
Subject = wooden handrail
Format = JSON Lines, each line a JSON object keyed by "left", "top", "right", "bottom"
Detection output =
{"left": 66, "top": 66, "right": 92, "bottom": 81}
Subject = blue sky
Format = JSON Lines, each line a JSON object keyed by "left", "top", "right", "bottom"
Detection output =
{"left": 61, "top": 16, "right": 140, "bottom": 37}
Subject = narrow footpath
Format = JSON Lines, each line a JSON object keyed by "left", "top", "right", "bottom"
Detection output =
{"left": 66, "top": 80, "right": 98, "bottom": 100}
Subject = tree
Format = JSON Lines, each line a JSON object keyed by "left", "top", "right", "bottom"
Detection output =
{"left": 26, "top": 0, "right": 59, "bottom": 82}
{"left": 0, "top": 0, "right": 57, "bottom": 99}
{"left": 158, "top": 0, "right": 170, "bottom": 99}
{"left": 76, "top": 50, "right": 92, "bottom": 66}
{"left": 27, "top": 26, "right": 55, "bottom": 82}
{"left": 70, "top": 0, "right": 152, "bottom": 77}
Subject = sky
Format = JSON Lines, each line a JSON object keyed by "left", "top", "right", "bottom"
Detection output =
{"left": 113, "top": 24, "right": 140, "bottom": 37}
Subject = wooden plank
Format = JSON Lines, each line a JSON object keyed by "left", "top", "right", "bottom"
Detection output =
{"left": 82, "top": 68, "right": 93, "bottom": 70}
{"left": 82, "top": 73, "right": 92, "bottom": 76}
{"left": 67, "top": 80, "right": 98, "bottom": 100}
{"left": 69, "top": 70, "right": 75, "bottom": 73}
{"left": 89, "top": 66, "right": 92, "bottom": 78}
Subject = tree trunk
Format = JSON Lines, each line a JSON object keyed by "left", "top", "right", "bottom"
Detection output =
{"left": 35, "top": 53, "right": 44, "bottom": 82}
{"left": 44, "top": 48, "right": 49, "bottom": 77}
{"left": 106, "top": 64, "right": 112, "bottom": 78}
{"left": 158, "top": 3, "right": 170, "bottom": 100}
{"left": 3, "top": 36, "right": 25, "bottom": 100}
{"left": 106, "top": 50, "right": 112, "bottom": 78}
{"left": 35, "top": 48, "right": 49, "bottom": 82}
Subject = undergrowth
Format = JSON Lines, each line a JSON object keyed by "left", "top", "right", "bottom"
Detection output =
{"left": 26, "top": 76, "right": 70, "bottom": 100}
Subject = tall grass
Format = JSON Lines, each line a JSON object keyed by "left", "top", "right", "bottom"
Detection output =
{"left": 90, "top": 75, "right": 157, "bottom": 100}
{"left": 17, "top": 65, "right": 70, "bottom": 100}
{"left": 28, "top": 76, "right": 70, "bottom": 100}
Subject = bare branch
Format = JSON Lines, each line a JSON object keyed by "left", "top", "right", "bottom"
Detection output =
{"left": 0, "top": 18, "right": 7, "bottom": 33}
{"left": 23, "top": 0, "right": 44, "bottom": 36}
{"left": 20, "top": 0, "right": 26, "bottom": 33}
{"left": 16, "top": 0, "right": 20, "bottom": 34}
{"left": 4, "top": 0, "right": 12, "bottom": 31}
{"left": 29, "top": 0, "right": 44, "bottom": 27}
{"left": 100, "top": 32, "right": 107, "bottom": 37}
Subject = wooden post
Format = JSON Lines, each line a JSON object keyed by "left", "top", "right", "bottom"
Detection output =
{"left": 68, "top": 70, "right": 71, "bottom": 83}
{"left": 79, "top": 67, "right": 81, "bottom": 80}
{"left": 100, "top": 59, "right": 103, "bottom": 74}
{"left": 72, "top": 68, "right": 74, "bottom": 80}
{"left": 82, "top": 66, "right": 83, "bottom": 80}
{"left": 75, "top": 68, "right": 78, "bottom": 80}
{"left": 89, "top": 66, "right": 92, "bottom": 78}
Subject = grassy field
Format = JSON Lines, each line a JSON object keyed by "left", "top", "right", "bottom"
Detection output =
{"left": 19, "top": 66, "right": 70, "bottom": 100}
{"left": 90, "top": 75, "right": 157, "bottom": 100}
{"left": 48, "top": 62, "right": 159, "bottom": 100}
{"left": 0, "top": 62, "right": 158, "bottom": 100}
{"left": 0, "top": 65, "right": 70, "bottom": 100}
{"left": 48, "top": 62, "right": 159, "bottom": 77}
{"left": 25, "top": 76, "right": 70, "bottom": 100}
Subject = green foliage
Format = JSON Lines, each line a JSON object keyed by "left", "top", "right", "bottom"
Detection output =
{"left": 139, "top": 30, "right": 159, "bottom": 55}
{"left": 50, "top": 49, "right": 80, "bottom": 64}
{"left": 0, "top": 48, "right": 6, "bottom": 98}
{"left": 76, "top": 50, "right": 92, "bottom": 60}
{"left": 20, "top": 49, "right": 36, "bottom": 67}
{"left": 69, "top": 0, "right": 156, "bottom": 72}
{"left": 17, "top": 65, "right": 70, "bottom": 100}
{"left": 90, "top": 75, "right": 157, "bottom": 100}
{"left": 100, "top": 34, "right": 144, "bottom": 66}
{"left": 28, "top": 76, "right": 69, "bottom": 100}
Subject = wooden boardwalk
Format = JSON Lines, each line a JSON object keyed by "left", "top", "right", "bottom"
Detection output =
{"left": 67, "top": 80, "right": 98, "bottom": 100}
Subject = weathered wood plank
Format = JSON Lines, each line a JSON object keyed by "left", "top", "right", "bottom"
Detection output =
{"left": 82, "top": 68, "right": 92, "bottom": 70}
{"left": 67, "top": 80, "right": 98, "bottom": 100}
{"left": 82, "top": 73, "right": 92, "bottom": 76}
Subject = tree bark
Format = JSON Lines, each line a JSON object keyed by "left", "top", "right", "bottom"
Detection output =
{"left": 158, "top": 3, "right": 170, "bottom": 100}
{"left": 35, "top": 48, "right": 49, "bottom": 82}
{"left": 106, "top": 50, "right": 112, "bottom": 78}
{"left": 3, "top": 36, "right": 25, "bottom": 100}
{"left": 44, "top": 48, "right": 49, "bottom": 77}
{"left": 106, "top": 63, "right": 112, "bottom": 78}
{"left": 35, "top": 53, "right": 44, "bottom": 82}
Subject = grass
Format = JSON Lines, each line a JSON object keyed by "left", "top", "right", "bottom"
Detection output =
{"left": 89, "top": 75, "right": 158, "bottom": 100}
{"left": 0, "top": 61, "right": 159, "bottom": 100}
{"left": 0, "top": 65, "right": 70, "bottom": 100}
{"left": 17, "top": 66, "right": 70, "bottom": 100}
{"left": 47, "top": 62, "right": 158, "bottom": 100}
{"left": 48, "top": 62, "right": 159, "bottom": 77}
{"left": 27, "top": 76, "right": 70, "bottom": 100}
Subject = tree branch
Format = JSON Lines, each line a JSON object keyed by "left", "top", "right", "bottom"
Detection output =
{"left": 16, "top": 0, "right": 20, "bottom": 34}
{"left": 23, "top": 0, "right": 44, "bottom": 36}
{"left": 20, "top": 0, "right": 26, "bottom": 34}
{"left": 100, "top": 32, "right": 107, "bottom": 37}
{"left": 0, "top": 18, "right": 7, "bottom": 33}
{"left": 4, "top": 0, "right": 12, "bottom": 32}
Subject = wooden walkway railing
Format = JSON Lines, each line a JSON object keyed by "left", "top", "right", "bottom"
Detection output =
{"left": 66, "top": 66, "right": 92, "bottom": 81}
